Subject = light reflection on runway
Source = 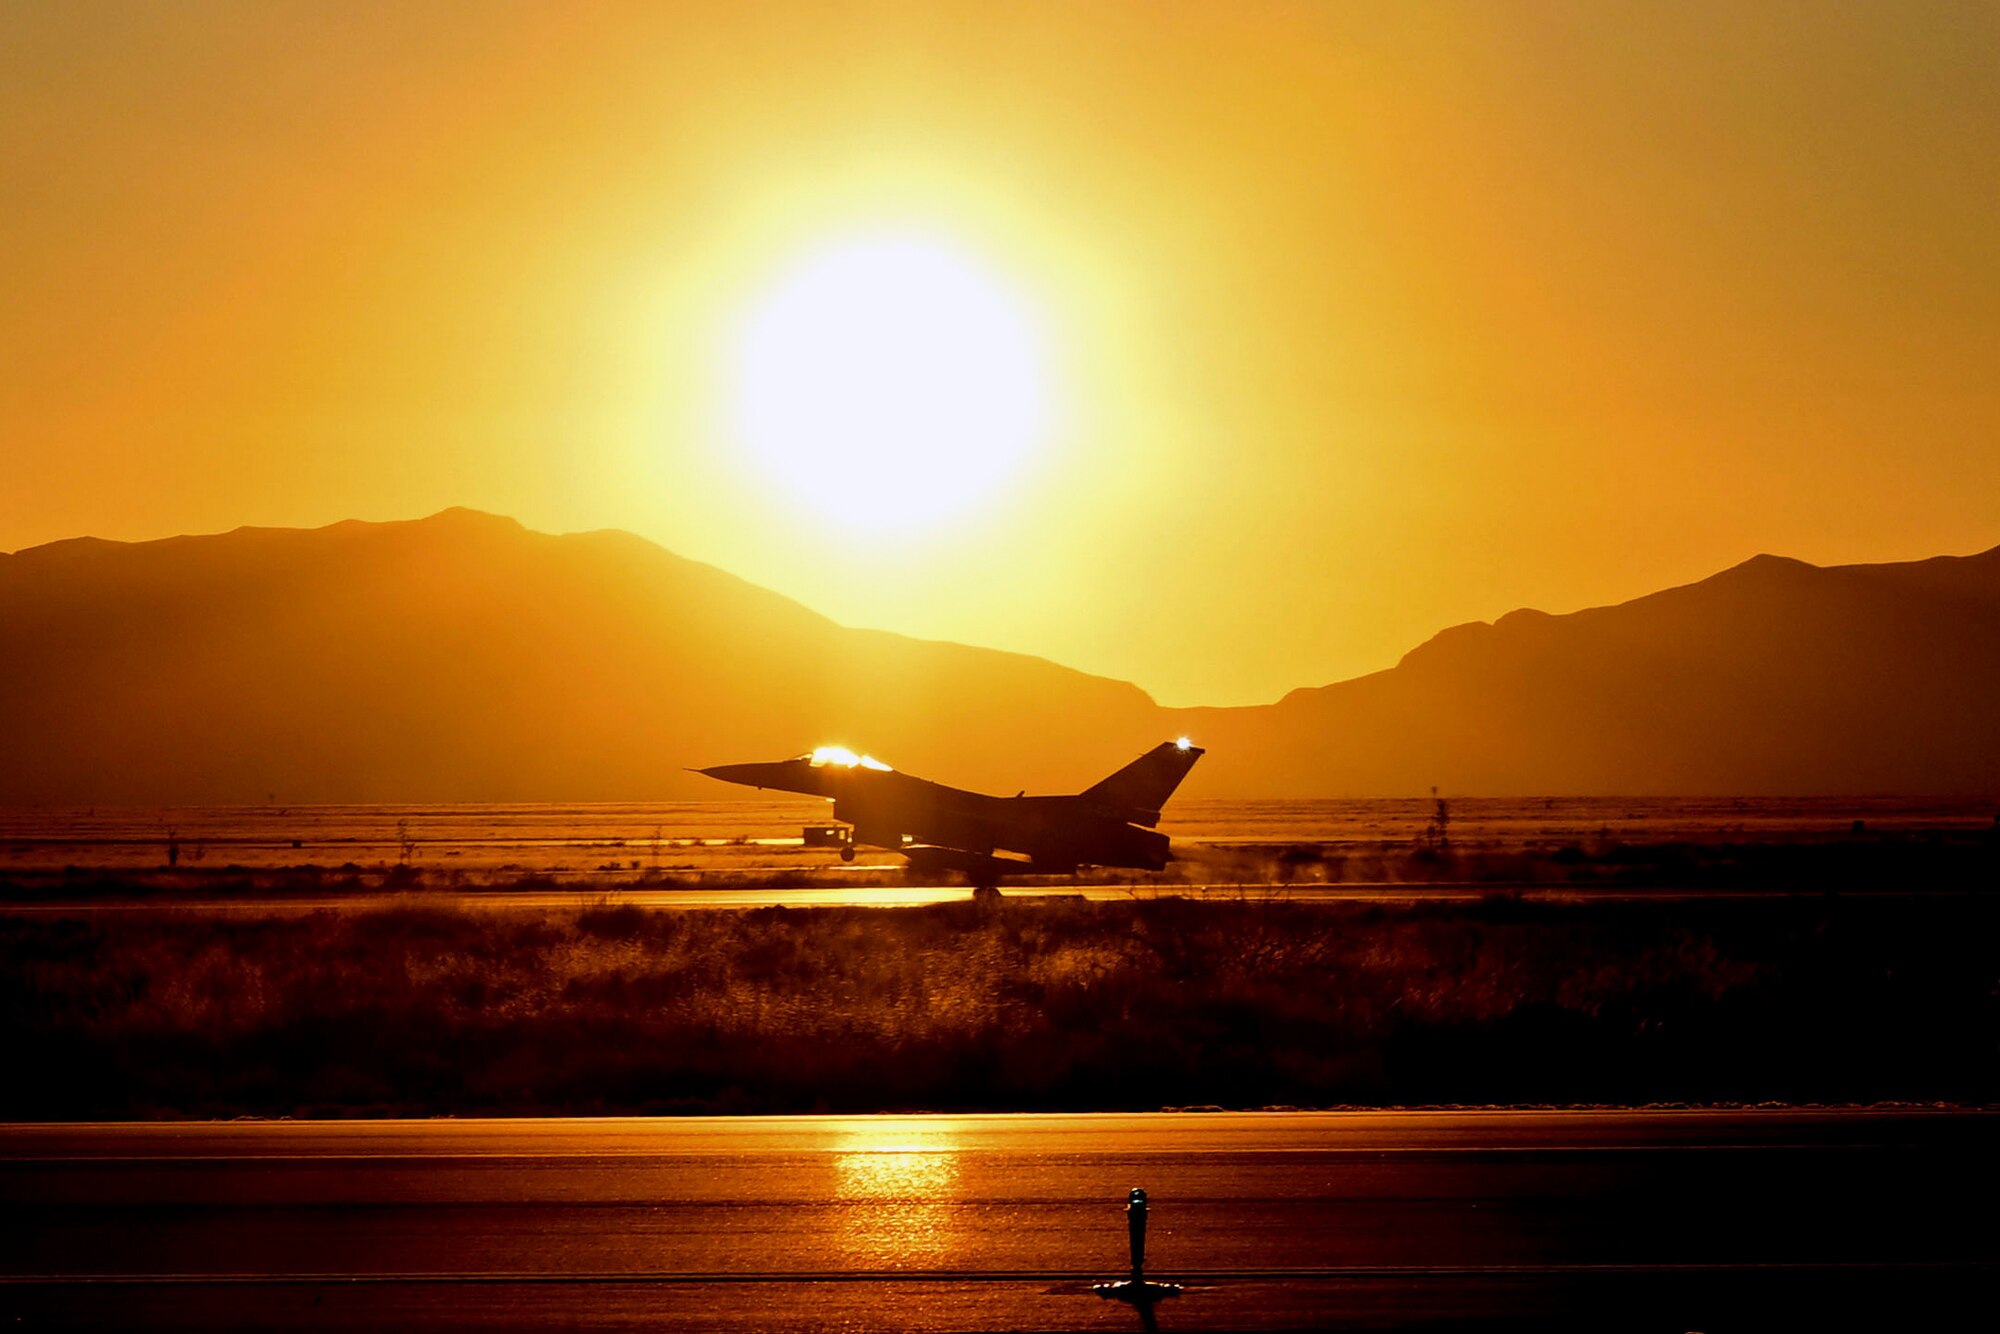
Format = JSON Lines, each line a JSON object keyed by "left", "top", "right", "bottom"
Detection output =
{"left": 833, "top": 1119, "right": 964, "bottom": 1268}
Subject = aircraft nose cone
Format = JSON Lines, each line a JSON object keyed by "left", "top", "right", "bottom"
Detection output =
{"left": 696, "top": 763, "right": 769, "bottom": 786}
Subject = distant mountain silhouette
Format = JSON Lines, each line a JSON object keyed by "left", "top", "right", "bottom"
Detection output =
{"left": 1176, "top": 545, "right": 2000, "bottom": 796}
{"left": 3, "top": 510, "right": 1996, "bottom": 801}
{"left": 0, "top": 510, "right": 1158, "bottom": 803}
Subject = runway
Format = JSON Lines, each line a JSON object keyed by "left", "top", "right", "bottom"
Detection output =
{"left": 5, "top": 882, "right": 1974, "bottom": 914}
{"left": 3, "top": 1111, "right": 1992, "bottom": 1330}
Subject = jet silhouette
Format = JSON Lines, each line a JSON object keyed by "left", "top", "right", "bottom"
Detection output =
{"left": 696, "top": 740, "right": 1204, "bottom": 882}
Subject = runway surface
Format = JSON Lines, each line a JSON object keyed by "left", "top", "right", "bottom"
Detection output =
{"left": 11, "top": 795, "right": 1992, "bottom": 874}
{"left": 3, "top": 1110, "right": 1992, "bottom": 1330}
{"left": 6, "top": 882, "right": 1976, "bottom": 914}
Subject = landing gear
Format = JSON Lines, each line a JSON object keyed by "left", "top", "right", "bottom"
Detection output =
{"left": 839, "top": 844, "right": 855, "bottom": 862}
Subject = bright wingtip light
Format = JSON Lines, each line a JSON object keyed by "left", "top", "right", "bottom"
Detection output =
{"left": 1175, "top": 736, "right": 1192, "bottom": 751}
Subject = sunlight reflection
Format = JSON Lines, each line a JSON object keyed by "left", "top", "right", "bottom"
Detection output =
{"left": 831, "top": 1118, "right": 963, "bottom": 1267}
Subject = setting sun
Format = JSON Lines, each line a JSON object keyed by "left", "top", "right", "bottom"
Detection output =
{"left": 725, "top": 235, "right": 1050, "bottom": 531}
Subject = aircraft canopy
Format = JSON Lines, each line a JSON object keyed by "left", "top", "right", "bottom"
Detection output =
{"left": 804, "top": 745, "right": 893, "bottom": 771}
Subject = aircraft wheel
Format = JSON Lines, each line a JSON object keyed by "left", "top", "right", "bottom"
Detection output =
{"left": 839, "top": 845, "right": 855, "bottom": 862}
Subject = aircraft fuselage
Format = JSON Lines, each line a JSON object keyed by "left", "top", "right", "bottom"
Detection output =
{"left": 696, "top": 743, "right": 1200, "bottom": 875}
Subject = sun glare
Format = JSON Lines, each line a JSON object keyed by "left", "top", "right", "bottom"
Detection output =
{"left": 727, "top": 235, "right": 1050, "bottom": 530}
{"left": 809, "top": 745, "right": 892, "bottom": 771}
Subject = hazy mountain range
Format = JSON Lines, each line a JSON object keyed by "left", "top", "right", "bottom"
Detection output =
{"left": 4, "top": 509, "right": 1996, "bottom": 802}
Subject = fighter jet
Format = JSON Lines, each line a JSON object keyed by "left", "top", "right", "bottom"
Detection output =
{"left": 694, "top": 739, "right": 1205, "bottom": 882}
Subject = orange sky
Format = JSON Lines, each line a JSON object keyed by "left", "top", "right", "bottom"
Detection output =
{"left": 4, "top": 1, "right": 1997, "bottom": 705}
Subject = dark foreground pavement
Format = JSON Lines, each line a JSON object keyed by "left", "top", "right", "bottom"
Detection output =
{"left": 2, "top": 1111, "right": 1993, "bottom": 1331}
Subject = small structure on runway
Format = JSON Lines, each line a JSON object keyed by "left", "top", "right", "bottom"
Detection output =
{"left": 1094, "top": 1187, "right": 1183, "bottom": 1314}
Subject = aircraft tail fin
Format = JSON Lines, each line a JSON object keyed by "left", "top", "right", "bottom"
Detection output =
{"left": 1081, "top": 740, "right": 1205, "bottom": 827}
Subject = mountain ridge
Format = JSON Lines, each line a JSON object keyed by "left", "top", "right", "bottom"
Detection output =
{"left": 4, "top": 510, "right": 1997, "bottom": 800}
{"left": 1176, "top": 537, "right": 2000, "bottom": 795}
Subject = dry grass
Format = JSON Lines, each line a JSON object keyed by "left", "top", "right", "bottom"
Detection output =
{"left": 4, "top": 895, "right": 1993, "bottom": 1117}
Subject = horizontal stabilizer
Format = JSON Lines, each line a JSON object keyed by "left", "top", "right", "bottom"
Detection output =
{"left": 1080, "top": 740, "right": 1204, "bottom": 827}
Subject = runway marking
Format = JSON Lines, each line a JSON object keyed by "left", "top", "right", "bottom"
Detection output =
{"left": 5, "top": 1262, "right": 1995, "bottom": 1286}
